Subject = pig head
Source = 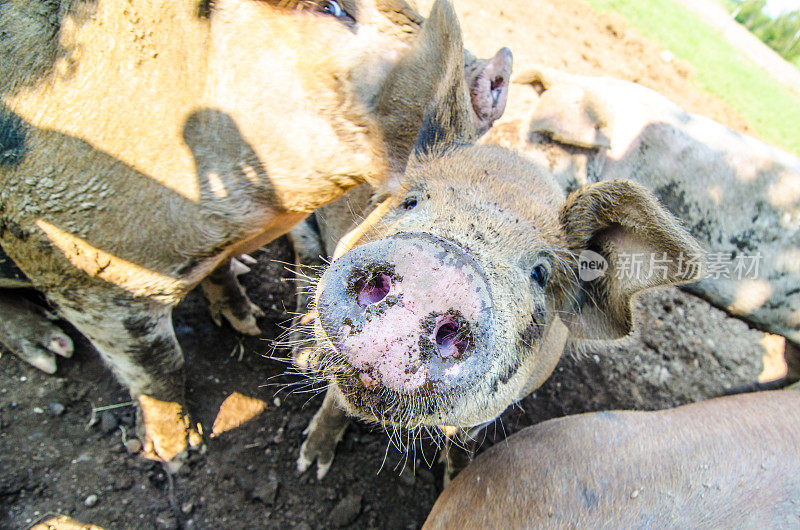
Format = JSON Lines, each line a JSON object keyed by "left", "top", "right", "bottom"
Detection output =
{"left": 313, "top": 152, "right": 703, "bottom": 429}
{"left": 296, "top": 1, "right": 703, "bottom": 479}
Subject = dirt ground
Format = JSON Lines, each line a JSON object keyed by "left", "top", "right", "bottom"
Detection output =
{"left": 0, "top": 0, "right": 786, "bottom": 528}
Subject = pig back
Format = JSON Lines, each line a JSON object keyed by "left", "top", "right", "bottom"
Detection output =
{"left": 424, "top": 391, "right": 800, "bottom": 529}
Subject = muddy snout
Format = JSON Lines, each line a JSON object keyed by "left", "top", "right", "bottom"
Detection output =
{"left": 316, "top": 233, "right": 495, "bottom": 394}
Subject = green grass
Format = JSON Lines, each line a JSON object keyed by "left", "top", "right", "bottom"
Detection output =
{"left": 585, "top": 0, "right": 800, "bottom": 156}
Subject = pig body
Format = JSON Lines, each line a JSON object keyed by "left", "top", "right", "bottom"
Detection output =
{"left": 0, "top": 0, "right": 514, "bottom": 460}
{"left": 424, "top": 390, "right": 800, "bottom": 529}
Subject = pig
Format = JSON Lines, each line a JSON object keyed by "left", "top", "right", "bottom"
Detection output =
{"left": 483, "top": 67, "right": 800, "bottom": 368}
{"left": 424, "top": 390, "right": 800, "bottom": 529}
{"left": 0, "top": 0, "right": 511, "bottom": 460}
{"left": 291, "top": 1, "right": 703, "bottom": 481}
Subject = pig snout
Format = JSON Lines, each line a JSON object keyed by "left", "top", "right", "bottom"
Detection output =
{"left": 316, "top": 233, "right": 495, "bottom": 394}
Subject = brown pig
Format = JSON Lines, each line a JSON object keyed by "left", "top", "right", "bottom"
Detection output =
{"left": 292, "top": 1, "right": 703, "bottom": 480}
{"left": 0, "top": 0, "right": 511, "bottom": 460}
{"left": 424, "top": 390, "right": 800, "bottom": 529}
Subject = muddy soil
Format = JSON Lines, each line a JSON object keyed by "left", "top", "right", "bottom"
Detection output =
{"left": 0, "top": 0, "right": 784, "bottom": 528}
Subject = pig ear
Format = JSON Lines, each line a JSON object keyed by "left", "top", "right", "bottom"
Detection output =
{"left": 465, "top": 47, "right": 513, "bottom": 135}
{"left": 408, "top": 0, "right": 484, "bottom": 159}
{"left": 375, "top": 0, "right": 472, "bottom": 182}
{"left": 555, "top": 179, "right": 704, "bottom": 340}
{"left": 516, "top": 68, "right": 613, "bottom": 149}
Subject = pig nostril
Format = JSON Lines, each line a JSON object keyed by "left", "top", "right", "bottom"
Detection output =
{"left": 355, "top": 273, "right": 391, "bottom": 306}
{"left": 434, "top": 319, "right": 470, "bottom": 359}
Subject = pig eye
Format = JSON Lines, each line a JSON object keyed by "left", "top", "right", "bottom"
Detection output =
{"left": 400, "top": 197, "right": 418, "bottom": 210}
{"left": 530, "top": 263, "right": 549, "bottom": 288}
{"left": 321, "top": 1, "right": 346, "bottom": 18}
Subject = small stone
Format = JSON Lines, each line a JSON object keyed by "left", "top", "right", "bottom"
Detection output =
{"left": 48, "top": 402, "right": 65, "bottom": 415}
{"left": 100, "top": 411, "right": 118, "bottom": 433}
{"left": 32, "top": 407, "right": 44, "bottom": 414}
{"left": 210, "top": 392, "right": 267, "bottom": 437}
{"left": 113, "top": 476, "right": 134, "bottom": 491}
{"left": 329, "top": 493, "right": 362, "bottom": 527}
{"left": 630, "top": 489, "right": 640, "bottom": 499}
{"left": 124, "top": 439, "right": 142, "bottom": 454}
{"left": 155, "top": 510, "right": 178, "bottom": 529}
{"left": 72, "top": 452, "right": 91, "bottom": 464}
{"left": 164, "top": 459, "right": 183, "bottom": 475}
{"left": 273, "top": 397, "right": 281, "bottom": 407}
{"left": 181, "top": 501, "right": 194, "bottom": 514}
{"left": 84, "top": 494, "right": 99, "bottom": 507}
{"left": 251, "top": 478, "right": 279, "bottom": 504}
{"left": 271, "top": 427, "right": 285, "bottom": 445}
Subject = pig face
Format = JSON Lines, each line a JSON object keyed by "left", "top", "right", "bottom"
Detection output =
{"left": 200, "top": 0, "right": 423, "bottom": 210}
{"left": 312, "top": 144, "right": 704, "bottom": 429}
{"left": 315, "top": 146, "right": 572, "bottom": 427}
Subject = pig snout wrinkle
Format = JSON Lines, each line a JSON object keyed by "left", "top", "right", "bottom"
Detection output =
{"left": 317, "top": 232, "right": 494, "bottom": 394}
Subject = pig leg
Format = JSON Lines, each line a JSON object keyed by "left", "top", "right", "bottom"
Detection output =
{"left": 287, "top": 218, "right": 326, "bottom": 370}
{"left": 0, "top": 292, "right": 73, "bottom": 374}
{"left": 200, "top": 258, "right": 264, "bottom": 336}
{"left": 48, "top": 289, "right": 201, "bottom": 461}
{"left": 297, "top": 385, "right": 349, "bottom": 480}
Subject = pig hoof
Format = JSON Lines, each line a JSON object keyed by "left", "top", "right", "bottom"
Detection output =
{"left": 296, "top": 420, "right": 347, "bottom": 480}
{"left": 0, "top": 294, "right": 74, "bottom": 374}
{"left": 201, "top": 262, "right": 265, "bottom": 336}
{"left": 296, "top": 444, "right": 314, "bottom": 474}
{"left": 137, "top": 395, "right": 203, "bottom": 462}
{"left": 17, "top": 332, "right": 73, "bottom": 374}
{"left": 208, "top": 300, "right": 264, "bottom": 336}
{"left": 234, "top": 254, "right": 257, "bottom": 267}
{"left": 296, "top": 438, "right": 335, "bottom": 480}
